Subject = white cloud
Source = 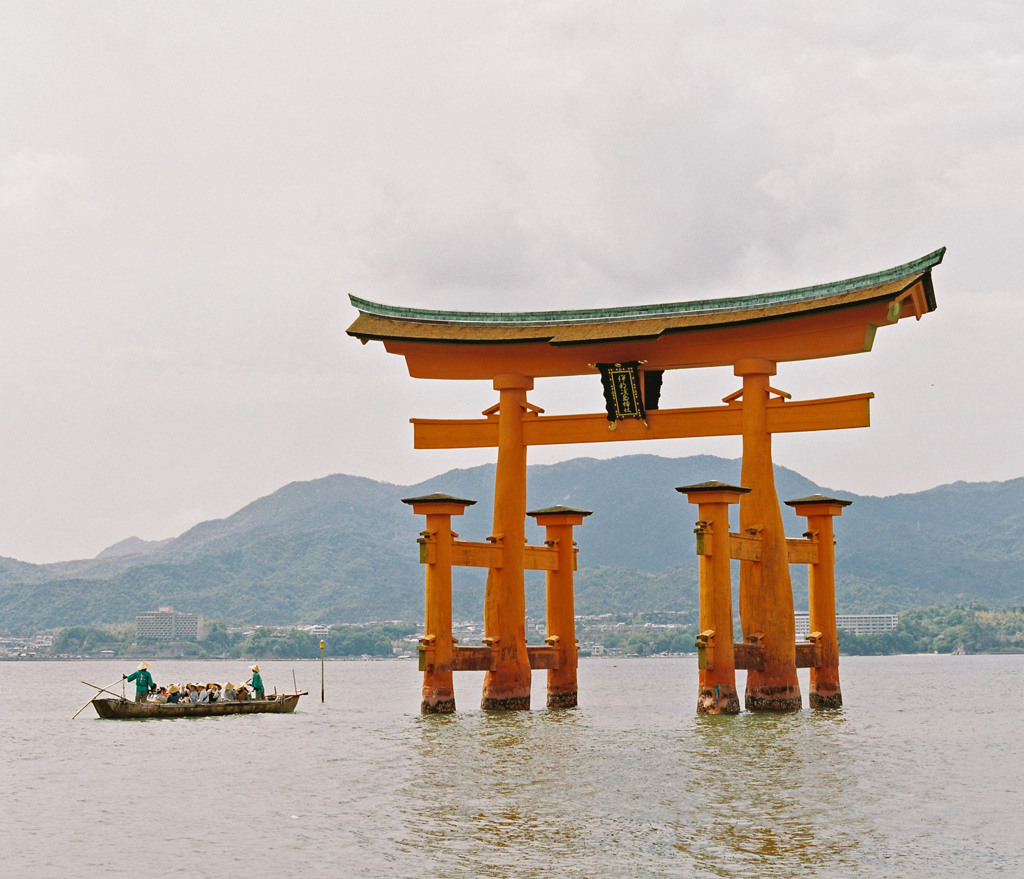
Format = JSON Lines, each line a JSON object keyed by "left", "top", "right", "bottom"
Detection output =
{"left": 0, "top": 150, "right": 96, "bottom": 227}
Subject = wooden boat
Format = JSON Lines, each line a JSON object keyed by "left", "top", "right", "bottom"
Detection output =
{"left": 91, "top": 691, "right": 307, "bottom": 720}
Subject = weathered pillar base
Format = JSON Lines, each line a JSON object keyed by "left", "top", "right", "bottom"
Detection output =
{"left": 546, "top": 687, "right": 578, "bottom": 709}
{"left": 421, "top": 682, "right": 456, "bottom": 713}
{"left": 697, "top": 684, "right": 741, "bottom": 715}
{"left": 809, "top": 687, "right": 843, "bottom": 709}
{"left": 421, "top": 694, "right": 456, "bottom": 714}
{"left": 745, "top": 685, "right": 802, "bottom": 712}
{"left": 481, "top": 693, "right": 531, "bottom": 711}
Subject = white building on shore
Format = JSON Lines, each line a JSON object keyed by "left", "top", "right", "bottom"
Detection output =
{"left": 794, "top": 611, "right": 899, "bottom": 638}
{"left": 136, "top": 607, "right": 205, "bottom": 641}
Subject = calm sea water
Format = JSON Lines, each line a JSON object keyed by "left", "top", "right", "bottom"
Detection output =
{"left": 1, "top": 655, "right": 1020, "bottom": 877}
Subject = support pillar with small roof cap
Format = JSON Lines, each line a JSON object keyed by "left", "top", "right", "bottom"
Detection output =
{"left": 528, "top": 505, "right": 592, "bottom": 708}
{"left": 676, "top": 482, "right": 749, "bottom": 715}
{"left": 785, "top": 494, "right": 852, "bottom": 709}
{"left": 401, "top": 492, "right": 476, "bottom": 714}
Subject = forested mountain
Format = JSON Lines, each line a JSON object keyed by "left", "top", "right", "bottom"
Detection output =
{"left": 1, "top": 454, "right": 1022, "bottom": 633}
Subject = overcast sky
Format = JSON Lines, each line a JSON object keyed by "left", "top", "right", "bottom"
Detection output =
{"left": 2, "top": 2, "right": 1022, "bottom": 563}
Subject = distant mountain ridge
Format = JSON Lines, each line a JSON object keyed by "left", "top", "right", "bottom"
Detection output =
{"left": 95, "top": 536, "right": 175, "bottom": 559}
{"left": 1, "top": 454, "right": 1022, "bottom": 633}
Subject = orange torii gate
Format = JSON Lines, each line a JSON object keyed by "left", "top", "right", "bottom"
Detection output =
{"left": 348, "top": 248, "right": 944, "bottom": 713}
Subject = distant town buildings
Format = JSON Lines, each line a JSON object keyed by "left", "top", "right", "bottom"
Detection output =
{"left": 135, "top": 607, "right": 205, "bottom": 641}
{"left": 0, "top": 633, "right": 53, "bottom": 657}
{"left": 794, "top": 611, "right": 899, "bottom": 638}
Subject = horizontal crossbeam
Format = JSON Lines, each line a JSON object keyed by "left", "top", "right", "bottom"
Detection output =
{"left": 412, "top": 393, "right": 872, "bottom": 450}
{"left": 418, "top": 539, "right": 564, "bottom": 571}
{"left": 693, "top": 532, "right": 820, "bottom": 565}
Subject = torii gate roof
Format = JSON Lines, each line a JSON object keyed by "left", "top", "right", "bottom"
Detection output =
{"left": 347, "top": 248, "right": 944, "bottom": 379}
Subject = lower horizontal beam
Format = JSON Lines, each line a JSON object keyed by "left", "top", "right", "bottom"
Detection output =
{"left": 733, "top": 642, "right": 820, "bottom": 670}
{"left": 526, "top": 645, "right": 560, "bottom": 669}
{"left": 733, "top": 642, "right": 765, "bottom": 671}
{"left": 448, "top": 644, "right": 563, "bottom": 671}
{"left": 795, "top": 642, "right": 821, "bottom": 668}
{"left": 451, "top": 645, "right": 494, "bottom": 671}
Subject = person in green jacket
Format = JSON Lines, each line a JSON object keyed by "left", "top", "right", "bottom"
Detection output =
{"left": 249, "top": 664, "right": 264, "bottom": 700}
{"left": 125, "top": 661, "right": 154, "bottom": 703}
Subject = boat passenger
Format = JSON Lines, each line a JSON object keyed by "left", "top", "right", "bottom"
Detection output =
{"left": 166, "top": 685, "right": 182, "bottom": 704}
{"left": 124, "top": 661, "right": 154, "bottom": 703}
{"left": 197, "top": 685, "right": 211, "bottom": 704}
{"left": 222, "top": 682, "right": 236, "bottom": 702}
{"left": 188, "top": 684, "right": 201, "bottom": 704}
{"left": 152, "top": 687, "right": 168, "bottom": 703}
{"left": 250, "top": 664, "right": 265, "bottom": 700}
{"left": 206, "top": 683, "right": 221, "bottom": 703}
{"left": 236, "top": 685, "right": 249, "bottom": 701}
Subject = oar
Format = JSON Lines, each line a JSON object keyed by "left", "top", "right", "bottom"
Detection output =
{"left": 72, "top": 678, "right": 126, "bottom": 719}
{"left": 81, "top": 680, "right": 128, "bottom": 700}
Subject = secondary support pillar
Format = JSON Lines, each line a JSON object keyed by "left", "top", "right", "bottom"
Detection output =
{"left": 677, "top": 482, "right": 748, "bottom": 715}
{"left": 402, "top": 492, "right": 476, "bottom": 714}
{"left": 481, "top": 373, "right": 534, "bottom": 710}
{"left": 528, "top": 505, "right": 592, "bottom": 709}
{"left": 734, "top": 358, "right": 802, "bottom": 711}
{"left": 786, "top": 494, "right": 852, "bottom": 709}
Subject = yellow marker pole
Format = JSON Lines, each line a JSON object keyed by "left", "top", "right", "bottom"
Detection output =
{"left": 320, "top": 640, "right": 325, "bottom": 703}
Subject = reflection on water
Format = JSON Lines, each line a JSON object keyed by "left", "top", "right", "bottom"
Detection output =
{"left": 407, "top": 711, "right": 594, "bottom": 877}
{"left": 681, "top": 713, "right": 863, "bottom": 876}
{"left": 1, "top": 656, "right": 1022, "bottom": 878}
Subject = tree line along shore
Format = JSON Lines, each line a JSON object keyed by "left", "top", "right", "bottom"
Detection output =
{"left": 4, "top": 605, "right": 1024, "bottom": 660}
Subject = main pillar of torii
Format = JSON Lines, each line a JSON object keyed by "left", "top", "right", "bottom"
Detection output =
{"left": 347, "top": 249, "right": 944, "bottom": 711}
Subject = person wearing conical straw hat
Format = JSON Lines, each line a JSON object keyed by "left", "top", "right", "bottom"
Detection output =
{"left": 249, "top": 664, "right": 264, "bottom": 700}
{"left": 124, "top": 661, "right": 154, "bottom": 703}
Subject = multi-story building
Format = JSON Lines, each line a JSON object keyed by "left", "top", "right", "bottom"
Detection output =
{"left": 794, "top": 611, "right": 899, "bottom": 637}
{"left": 136, "top": 607, "right": 205, "bottom": 641}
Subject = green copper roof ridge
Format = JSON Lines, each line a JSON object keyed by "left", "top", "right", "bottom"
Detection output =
{"left": 350, "top": 247, "right": 945, "bottom": 327}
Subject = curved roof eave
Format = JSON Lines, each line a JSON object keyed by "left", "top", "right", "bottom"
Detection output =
{"left": 348, "top": 247, "right": 945, "bottom": 330}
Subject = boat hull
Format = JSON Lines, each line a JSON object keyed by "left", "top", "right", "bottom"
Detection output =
{"left": 91, "top": 693, "right": 304, "bottom": 719}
